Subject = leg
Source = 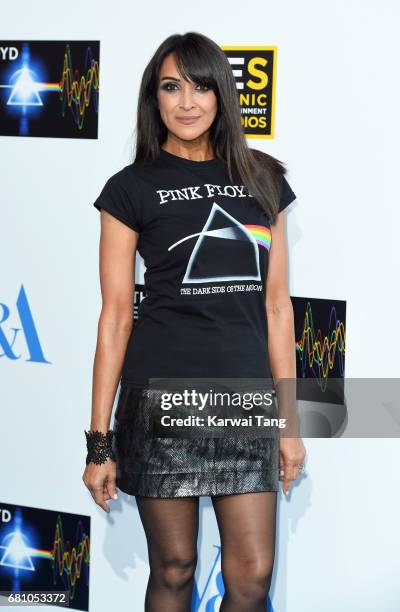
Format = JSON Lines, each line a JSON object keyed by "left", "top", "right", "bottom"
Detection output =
{"left": 136, "top": 496, "right": 199, "bottom": 612}
{"left": 211, "top": 491, "right": 277, "bottom": 611}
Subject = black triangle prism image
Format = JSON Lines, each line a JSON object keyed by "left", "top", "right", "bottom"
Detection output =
{"left": 183, "top": 203, "right": 261, "bottom": 283}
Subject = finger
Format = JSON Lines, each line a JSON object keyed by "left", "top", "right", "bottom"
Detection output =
{"left": 105, "top": 478, "right": 118, "bottom": 501}
{"left": 284, "top": 460, "right": 305, "bottom": 493}
{"left": 281, "top": 464, "right": 297, "bottom": 495}
{"left": 92, "top": 485, "right": 110, "bottom": 513}
{"left": 282, "top": 476, "right": 291, "bottom": 495}
{"left": 289, "top": 463, "right": 304, "bottom": 480}
{"left": 285, "top": 463, "right": 299, "bottom": 481}
{"left": 282, "top": 472, "right": 294, "bottom": 495}
{"left": 279, "top": 463, "right": 290, "bottom": 494}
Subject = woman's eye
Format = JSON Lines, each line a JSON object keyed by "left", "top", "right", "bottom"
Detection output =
{"left": 162, "top": 83, "right": 178, "bottom": 91}
{"left": 196, "top": 83, "right": 210, "bottom": 91}
{"left": 161, "top": 82, "right": 210, "bottom": 92}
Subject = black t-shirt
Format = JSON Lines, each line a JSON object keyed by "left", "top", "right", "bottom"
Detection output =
{"left": 93, "top": 148, "right": 296, "bottom": 385}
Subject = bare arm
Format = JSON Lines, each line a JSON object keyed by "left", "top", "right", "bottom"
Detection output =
{"left": 266, "top": 209, "right": 306, "bottom": 495}
{"left": 83, "top": 210, "right": 138, "bottom": 513}
{"left": 265, "top": 210, "right": 296, "bottom": 380}
{"left": 90, "top": 209, "right": 139, "bottom": 431}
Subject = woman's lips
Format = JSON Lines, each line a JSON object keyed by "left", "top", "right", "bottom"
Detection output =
{"left": 176, "top": 116, "right": 201, "bottom": 125}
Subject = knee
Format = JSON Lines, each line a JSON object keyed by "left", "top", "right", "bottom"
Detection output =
{"left": 154, "top": 554, "right": 197, "bottom": 591}
{"left": 222, "top": 556, "right": 274, "bottom": 602}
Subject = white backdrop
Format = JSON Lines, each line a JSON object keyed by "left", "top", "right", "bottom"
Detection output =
{"left": 1, "top": 1, "right": 400, "bottom": 610}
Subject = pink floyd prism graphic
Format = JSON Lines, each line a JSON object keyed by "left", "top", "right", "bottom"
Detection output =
{"left": 0, "top": 502, "right": 90, "bottom": 610}
{"left": 168, "top": 203, "right": 271, "bottom": 283}
{"left": 291, "top": 295, "right": 346, "bottom": 405}
{"left": 0, "top": 41, "right": 99, "bottom": 138}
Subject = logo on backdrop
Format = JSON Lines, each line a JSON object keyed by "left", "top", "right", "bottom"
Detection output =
{"left": 0, "top": 284, "right": 50, "bottom": 364}
{"left": 0, "top": 503, "right": 90, "bottom": 611}
{"left": 0, "top": 40, "right": 99, "bottom": 138}
{"left": 221, "top": 46, "right": 277, "bottom": 139}
{"left": 0, "top": 46, "right": 19, "bottom": 61}
{"left": 291, "top": 295, "right": 346, "bottom": 403}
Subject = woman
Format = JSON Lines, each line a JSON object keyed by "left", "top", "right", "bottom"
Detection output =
{"left": 83, "top": 32, "right": 306, "bottom": 611}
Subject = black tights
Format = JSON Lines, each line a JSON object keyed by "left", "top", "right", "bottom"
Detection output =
{"left": 136, "top": 492, "right": 277, "bottom": 612}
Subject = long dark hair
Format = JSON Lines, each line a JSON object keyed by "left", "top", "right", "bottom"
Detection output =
{"left": 133, "top": 31, "right": 288, "bottom": 224}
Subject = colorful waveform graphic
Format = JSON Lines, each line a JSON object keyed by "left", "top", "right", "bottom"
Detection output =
{"left": 0, "top": 507, "right": 89, "bottom": 607}
{"left": 51, "top": 514, "right": 90, "bottom": 601}
{"left": 58, "top": 43, "right": 99, "bottom": 129}
{"left": 0, "top": 41, "right": 99, "bottom": 136}
{"left": 295, "top": 300, "right": 346, "bottom": 392}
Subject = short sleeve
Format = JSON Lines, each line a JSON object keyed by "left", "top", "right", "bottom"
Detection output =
{"left": 278, "top": 174, "right": 297, "bottom": 213}
{"left": 93, "top": 169, "right": 142, "bottom": 232}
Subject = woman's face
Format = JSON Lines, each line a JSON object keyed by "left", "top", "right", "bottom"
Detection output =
{"left": 156, "top": 53, "right": 218, "bottom": 144}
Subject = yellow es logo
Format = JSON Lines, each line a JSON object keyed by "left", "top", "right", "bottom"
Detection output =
{"left": 221, "top": 46, "right": 277, "bottom": 139}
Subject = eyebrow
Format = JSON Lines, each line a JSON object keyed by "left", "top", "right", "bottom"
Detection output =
{"left": 160, "top": 76, "right": 181, "bottom": 82}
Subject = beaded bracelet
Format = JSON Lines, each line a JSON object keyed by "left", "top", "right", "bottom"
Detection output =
{"left": 84, "top": 429, "right": 116, "bottom": 466}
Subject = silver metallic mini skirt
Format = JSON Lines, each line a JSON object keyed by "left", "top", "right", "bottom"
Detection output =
{"left": 112, "top": 381, "right": 280, "bottom": 498}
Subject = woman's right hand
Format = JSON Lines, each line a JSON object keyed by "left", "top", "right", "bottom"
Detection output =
{"left": 278, "top": 436, "right": 307, "bottom": 496}
{"left": 82, "top": 459, "right": 118, "bottom": 513}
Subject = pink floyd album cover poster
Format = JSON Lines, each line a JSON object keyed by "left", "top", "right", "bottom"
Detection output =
{"left": 291, "top": 295, "right": 346, "bottom": 405}
{"left": 0, "top": 502, "right": 90, "bottom": 610}
{"left": 0, "top": 41, "right": 99, "bottom": 139}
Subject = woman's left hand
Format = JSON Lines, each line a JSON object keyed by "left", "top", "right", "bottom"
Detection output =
{"left": 279, "top": 436, "right": 307, "bottom": 496}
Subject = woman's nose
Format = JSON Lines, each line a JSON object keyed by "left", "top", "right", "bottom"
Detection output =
{"left": 179, "top": 87, "right": 195, "bottom": 109}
